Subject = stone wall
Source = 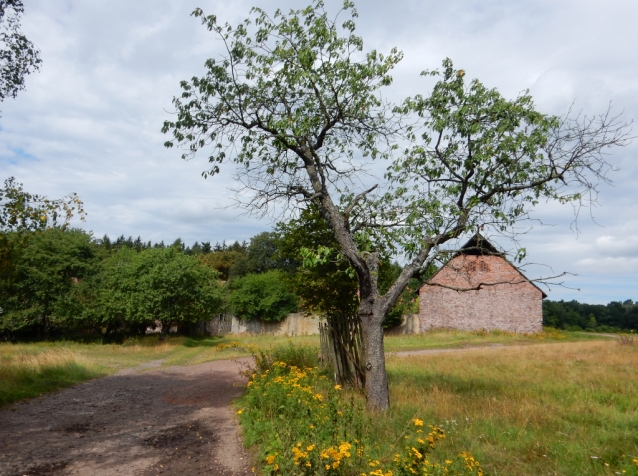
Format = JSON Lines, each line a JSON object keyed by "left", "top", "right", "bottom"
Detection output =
{"left": 230, "top": 313, "right": 322, "bottom": 336}
{"left": 195, "top": 313, "right": 424, "bottom": 337}
{"left": 384, "top": 314, "right": 420, "bottom": 335}
{"left": 419, "top": 254, "right": 543, "bottom": 334}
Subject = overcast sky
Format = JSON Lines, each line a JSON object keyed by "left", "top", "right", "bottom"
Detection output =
{"left": 1, "top": 0, "right": 637, "bottom": 304}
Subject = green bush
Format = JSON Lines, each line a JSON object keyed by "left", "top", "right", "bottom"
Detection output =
{"left": 70, "top": 247, "right": 224, "bottom": 338}
{"left": 229, "top": 270, "right": 298, "bottom": 322}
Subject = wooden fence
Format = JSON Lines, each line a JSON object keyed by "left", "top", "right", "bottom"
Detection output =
{"left": 319, "top": 314, "right": 365, "bottom": 387}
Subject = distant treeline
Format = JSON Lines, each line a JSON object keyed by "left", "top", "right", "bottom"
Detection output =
{"left": 94, "top": 234, "right": 248, "bottom": 256}
{"left": 543, "top": 299, "right": 638, "bottom": 332}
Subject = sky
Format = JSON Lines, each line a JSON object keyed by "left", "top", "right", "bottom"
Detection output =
{"left": 1, "top": 0, "right": 637, "bottom": 304}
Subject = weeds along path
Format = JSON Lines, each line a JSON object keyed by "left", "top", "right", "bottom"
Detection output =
{"left": 0, "top": 358, "right": 253, "bottom": 476}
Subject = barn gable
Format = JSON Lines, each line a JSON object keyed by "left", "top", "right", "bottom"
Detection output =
{"left": 418, "top": 234, "right": 544, "bottom": 333}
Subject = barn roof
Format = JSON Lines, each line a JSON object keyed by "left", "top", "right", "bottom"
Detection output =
{"left": 455, "top": 233, "right": 501, "bottom": 257}
{"left": 422, "top": 233, "right": 547, "bottom": 298}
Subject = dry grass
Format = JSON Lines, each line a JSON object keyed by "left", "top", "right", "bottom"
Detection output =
{"left": 374, "top": 341, "right": 638, "bottom": 475}
{"left": 382, "top": 327, "right": 603, "bottom": 353}
{"left": 0, "top": 347, "right": 105, "bottom": 407}
{"left": 619, "top": 335, "right": 637, "bottom": 346}
{"left": 0, "top": 329, "right": 615, "bottom": 412}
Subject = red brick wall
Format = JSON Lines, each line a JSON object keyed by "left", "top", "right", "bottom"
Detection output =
{"left": 419, "top": 255, "right": 543, "bottom": 334}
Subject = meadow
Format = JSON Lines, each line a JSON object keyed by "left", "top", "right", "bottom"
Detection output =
{"left": 2, "top": 330, "right": 636, "bottom": 474}
{"left": 0, "top": 329, "right": 609, "bottom": 409}
{"left": 376, "top": 340, "right": 638, "bottom": 475}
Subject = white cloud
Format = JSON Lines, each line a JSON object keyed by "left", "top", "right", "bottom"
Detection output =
{"left": 1, "top": 0, "right": 637, "bottom": 302}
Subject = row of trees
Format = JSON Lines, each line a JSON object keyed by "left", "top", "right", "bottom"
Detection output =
{"left": 1, "top": 176, "right": 418, "bottom": 340}
{"left": 0, "top": 225, "right": 417, "bottom": 341}
{"left": 543, "top": 299, "right": 638, "bottom": 332}
{"left": 0, "top": 227, "right": 224, "bottom": 340}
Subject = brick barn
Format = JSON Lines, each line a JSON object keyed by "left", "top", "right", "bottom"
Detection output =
{"left": 418, "top": 234, "right": 545, "bottom": 334}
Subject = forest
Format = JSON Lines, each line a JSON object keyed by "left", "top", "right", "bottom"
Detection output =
{"left": 542, "top": 298, "right": 638, "bottom": 332}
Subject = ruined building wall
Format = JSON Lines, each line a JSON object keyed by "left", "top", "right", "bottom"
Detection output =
{"left": 419, "top": 255, "right": 543, "bottom": 334}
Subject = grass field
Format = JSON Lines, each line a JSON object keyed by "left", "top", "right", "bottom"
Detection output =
{"left": 0, "top": 328, "right": 612, "bottom": 410}
{"left": 0, "top": 348, "right": 105, "bottom": 407}
{"left": 372, "top": 340, "right": 638, "bottom": 475}
{"left": 2, "top": 330, "right": 635, "bottom": 474}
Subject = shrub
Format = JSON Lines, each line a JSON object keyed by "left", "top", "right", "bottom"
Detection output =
{"left": 229, "top": 270, "right": 298, "bottom": 322}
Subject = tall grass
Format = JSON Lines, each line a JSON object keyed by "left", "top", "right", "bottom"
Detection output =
{"left": 0, "top": 348, "right": 105, "bottom": 407}
{"left": 382, "top": 327, "right": 602, "bottom": 353}
{"left": 373, "top": 341, "right": 638, "bottom": 475}
{"left": 238, "top": 344, "right": 484, "bottom": 475}
{"left": 0, "top": 329, "right": 614, "bottom": 409}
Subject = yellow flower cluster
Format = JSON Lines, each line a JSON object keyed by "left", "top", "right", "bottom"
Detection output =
{"left": 240, "top": 358, "right": 482, "bottom": 476}
{"left": 292, "top": 441, "right": 354, "bottom": 471}
{"left": 459, "top": 452, "right": 483, "bottom": 476}
{"left": 361, "top": 423, "right": 482, "bottom": 476}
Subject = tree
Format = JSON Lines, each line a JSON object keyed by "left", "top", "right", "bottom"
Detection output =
{"left": 199, "top": 248, "right": 245, "bottom": 280}
{"left": 73, "top": 247, "right": 224, "bottom": 340}
{"left": 0, "top": 177, "right": 85, "bottom": 232}
{"left": 276, "top": 206, "right": 423, "bottom": 385}
{"left": 0, "top": 0, "right": 41, "bottom": 114}
{"left": 0, "top": 177, "right": 87, "bottom": 284}
{"left": 229, "top": 270, "right": 298, "bottom": 322}
{"left": 276, "top": 207, "right": 364, "bottom": 385}
{"left": 163, "top": 1, "right": 631, "bottom": 409}
{"left": 229, "top": 231, "right": 291, "bottom": 278}
{"left": 0, "top": 227, "right": 95, "bottom": 338}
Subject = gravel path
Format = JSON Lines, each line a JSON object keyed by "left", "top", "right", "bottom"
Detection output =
{"left": 0, "top": 358, "right": 254, "bottom": 476}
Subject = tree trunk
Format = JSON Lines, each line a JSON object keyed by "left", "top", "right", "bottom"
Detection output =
{"left": 40, "top": 312, "right": 50, "bottom": 341}
{"left": 158, "top": 321, "right": 171, "bottom": 341}
{"left": 360, "top": 309, "right": 390, "bottom": 410}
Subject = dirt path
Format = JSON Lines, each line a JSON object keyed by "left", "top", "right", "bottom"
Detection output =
{"left": 0, "top": 358, "right": 254, "bottom": 476}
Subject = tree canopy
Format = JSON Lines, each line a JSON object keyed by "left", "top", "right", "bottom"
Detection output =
{"left": 229, "top": 270, "right": 298, "bottom": 322}
{"left": 0, "top": 177, "right": 86, "bottom": 232}
{"left": 0, "top": 0, "right": 41, "bottom": 113}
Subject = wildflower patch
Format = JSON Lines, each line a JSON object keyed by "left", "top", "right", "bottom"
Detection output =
{"left": 237, "top": 351, "right": 483, "bottom": 475}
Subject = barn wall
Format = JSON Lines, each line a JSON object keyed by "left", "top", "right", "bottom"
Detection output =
{"left": 419, "top": 255, "right": 543, "bottom": 333}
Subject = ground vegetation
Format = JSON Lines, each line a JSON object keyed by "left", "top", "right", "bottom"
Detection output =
{"left": 238, "top": 339, "right": 638, "bottom": 475}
